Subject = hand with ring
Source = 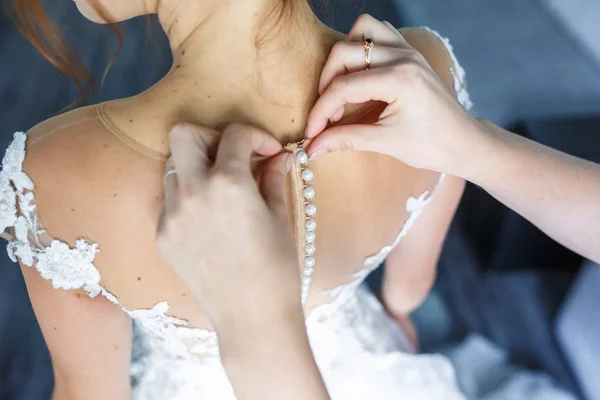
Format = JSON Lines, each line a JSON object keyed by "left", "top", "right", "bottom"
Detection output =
{"left": 305, "top": 14, "right": 481, "bottom": 177}
{"left": 307, "top": 14, "right": 600, "bottom": 269}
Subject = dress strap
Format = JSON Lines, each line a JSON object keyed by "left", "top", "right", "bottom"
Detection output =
{"left": 96, "top": 103, "right": 169, "bottom": 161}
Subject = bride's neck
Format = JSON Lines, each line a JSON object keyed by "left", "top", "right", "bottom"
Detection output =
{"left": 125, "top": 0, "right": 342, "bottom": 145}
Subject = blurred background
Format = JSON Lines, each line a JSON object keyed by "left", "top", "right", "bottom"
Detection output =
{"left": 1, "top": 0, "right": 599, "bottom": 399}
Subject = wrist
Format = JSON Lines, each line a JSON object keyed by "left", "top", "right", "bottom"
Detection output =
{"left": 219, "top": 311, "right": 329, "bottom": 400}
{"left": 217, "top": 303, "right": 307, "bottom": 361}
{"left": 219, "top": 308, "right": 313, "bottom": 379}
{"left": 448, "top": 118, "right": 504, "bottom": 182}
{"left": 199, "top": 263, "right": 303, "bottom": 337}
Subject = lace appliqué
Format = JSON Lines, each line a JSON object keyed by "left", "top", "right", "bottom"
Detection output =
{"left": 0, "top": 132, "right": 218, "bottom": 363}
{"left": 363, "top": 174, "right": 445, "bottom": 269}
{"left": 1, "top": 132, "right": 103, "bottom": 297}
{"left": 126, "top": 302, "right": 219, "bottom": 360}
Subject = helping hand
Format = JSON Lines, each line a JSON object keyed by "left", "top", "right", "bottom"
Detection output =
{"left": 306, "top": 14, "right": 481, "bottom": 176}
{"left": 156, "top": 123, "right": 301, "bottom": 333}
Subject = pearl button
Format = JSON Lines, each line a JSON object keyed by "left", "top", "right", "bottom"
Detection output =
{"left": 306, "top": 218, "right": 317, "bottom": 231}
{"left": 303, "top": 187, "right": 315, "bottom": 199}
{"left": 305, "top": 203, "right": 317, "bottom": 216}
{"left": 302, "top": 168, "right": 313, "bottom": 181}
{"left": 305, "top": 231, "right": 316, "bottom": 243}
{"left": 305, "top": 256, "right": 315, "bottom": 268}
{"left": 304, "top": 267, "right": 314, "bottom": 276}
{"left": 306, "top": 244, "right": 316, "bottom": 255}
{"left": 296, "top": 150, "right": 309, "bottom": 164}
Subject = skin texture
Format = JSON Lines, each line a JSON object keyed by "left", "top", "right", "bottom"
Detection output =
{"left": 17, "top": 2, "right": 465, "bottom": 398}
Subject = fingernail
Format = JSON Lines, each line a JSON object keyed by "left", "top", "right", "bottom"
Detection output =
{"left": 305, "top": 122, "right": 318, "bottom": 139}
{"left": 333, "top": 107, "right": 345, "bottom": 123}
{"left": 170, "top": 124, "right": 189, "bottom": 139}
{"left": 304, "top": 127, "right": 313, "bottom": 139}
{"left": 308, "top": 148, "right": 325, "bottom": 161}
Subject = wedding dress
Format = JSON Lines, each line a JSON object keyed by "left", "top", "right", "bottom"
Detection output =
{"left": 1, "top": 29, "right": 472, "bottom": 399}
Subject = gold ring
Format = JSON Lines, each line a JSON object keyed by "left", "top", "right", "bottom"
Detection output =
{"left": 364, "top": 38, "right": 374, "bottom": 70}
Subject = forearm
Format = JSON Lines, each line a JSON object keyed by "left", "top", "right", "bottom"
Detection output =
{"left": 458, "top": 120, "right": 600, "bottom": 263}
{"left": 218, "top": 310, "right": 330, "bottom": 400}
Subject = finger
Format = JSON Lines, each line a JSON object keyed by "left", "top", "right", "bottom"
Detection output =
{"left": 259, "top": 152, "right": 292, "bottom": 223}
{"left": 382, "top": 20, "right": 397, "bottom": 33}
{"left": 331, "top": 106, "right": 345, "bottom": 124}
{"left": 346, "top": 14, "right": 408, "bottom": 46}
{"left": 306, "top": 66, "right": 399, "bottom": 138}
{"left": 215, "top": 124, "right": 282, "bottom": 175}
{"left": 307, "top": 123, "right": 383, "bottom": 160}
{"left": 169, "top": 124, "right": 220, "bottom": 187}
{"left": 319, "top": 42, "right": 412, "bottom": 94}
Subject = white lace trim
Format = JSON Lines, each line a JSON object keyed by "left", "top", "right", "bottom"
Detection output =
{"left": 364, "top": 174, "right": 446, "bottom": 269}
{"left": 0, "top": 132, "right": 217, "bottom": 361}
{"left": 421, "top": 27, "right": 473, "bottom": 111}
{"left": 308, "top": 174, "right": 446, "bottom": 325}
{"left": 1, "top": 132, "right": 103, "bottom": 296}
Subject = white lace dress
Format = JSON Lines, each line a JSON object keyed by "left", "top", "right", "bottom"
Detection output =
{"left": 1, "top": 30, "right": 472, "bottom": 399}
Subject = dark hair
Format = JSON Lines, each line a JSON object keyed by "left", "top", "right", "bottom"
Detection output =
{"left": 5, "top": 0, "right": 123, "bottom": 110}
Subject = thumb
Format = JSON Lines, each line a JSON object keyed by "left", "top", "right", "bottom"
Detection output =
{"left": 307, "top": 124, "right": 383, "bottom": 160}
{"left": 260, "top": 152, "right": 292, "bottom": 222}
{"left": 170, "top": 123, "right": 221, "bottom": 184}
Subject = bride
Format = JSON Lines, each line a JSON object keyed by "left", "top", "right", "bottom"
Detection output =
{"left": 3, "top": 0, "right": 471, "bottom": 398}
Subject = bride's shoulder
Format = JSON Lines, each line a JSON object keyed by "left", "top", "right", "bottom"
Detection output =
{"left": 25, "top": 103, "right": 117, "bottom": 165}
{"left": 399, "top": 27, "right": 471, "bottom": 107}
{"left": 10, "top": 103, "right": 163, "bottom": 246}
{"left": 23, "top": 102, "right": 160, "bottom": 178}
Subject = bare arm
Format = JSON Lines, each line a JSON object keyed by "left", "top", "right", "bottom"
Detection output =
{"left": 459, "top": 120, "right": 600, "bottom": 264}
{"left": 21, "top": 266, "right": 132, "bottom": 400}
{"left": 16, "top": 124, "right": 135, "bottom": 399}
{"left": 383, "top": 176, "right": 465, "bottom": 314}
{"left": 382, "top": 175, "right": 464, "bottom": 348}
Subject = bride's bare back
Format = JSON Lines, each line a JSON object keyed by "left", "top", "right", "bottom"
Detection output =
{"left": 12, "top": 27, "right": 467, "bottom": 397}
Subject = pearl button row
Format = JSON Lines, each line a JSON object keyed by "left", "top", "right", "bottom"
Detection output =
{"left": 297, "top": 148, "right": 316, "bottom": 305}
